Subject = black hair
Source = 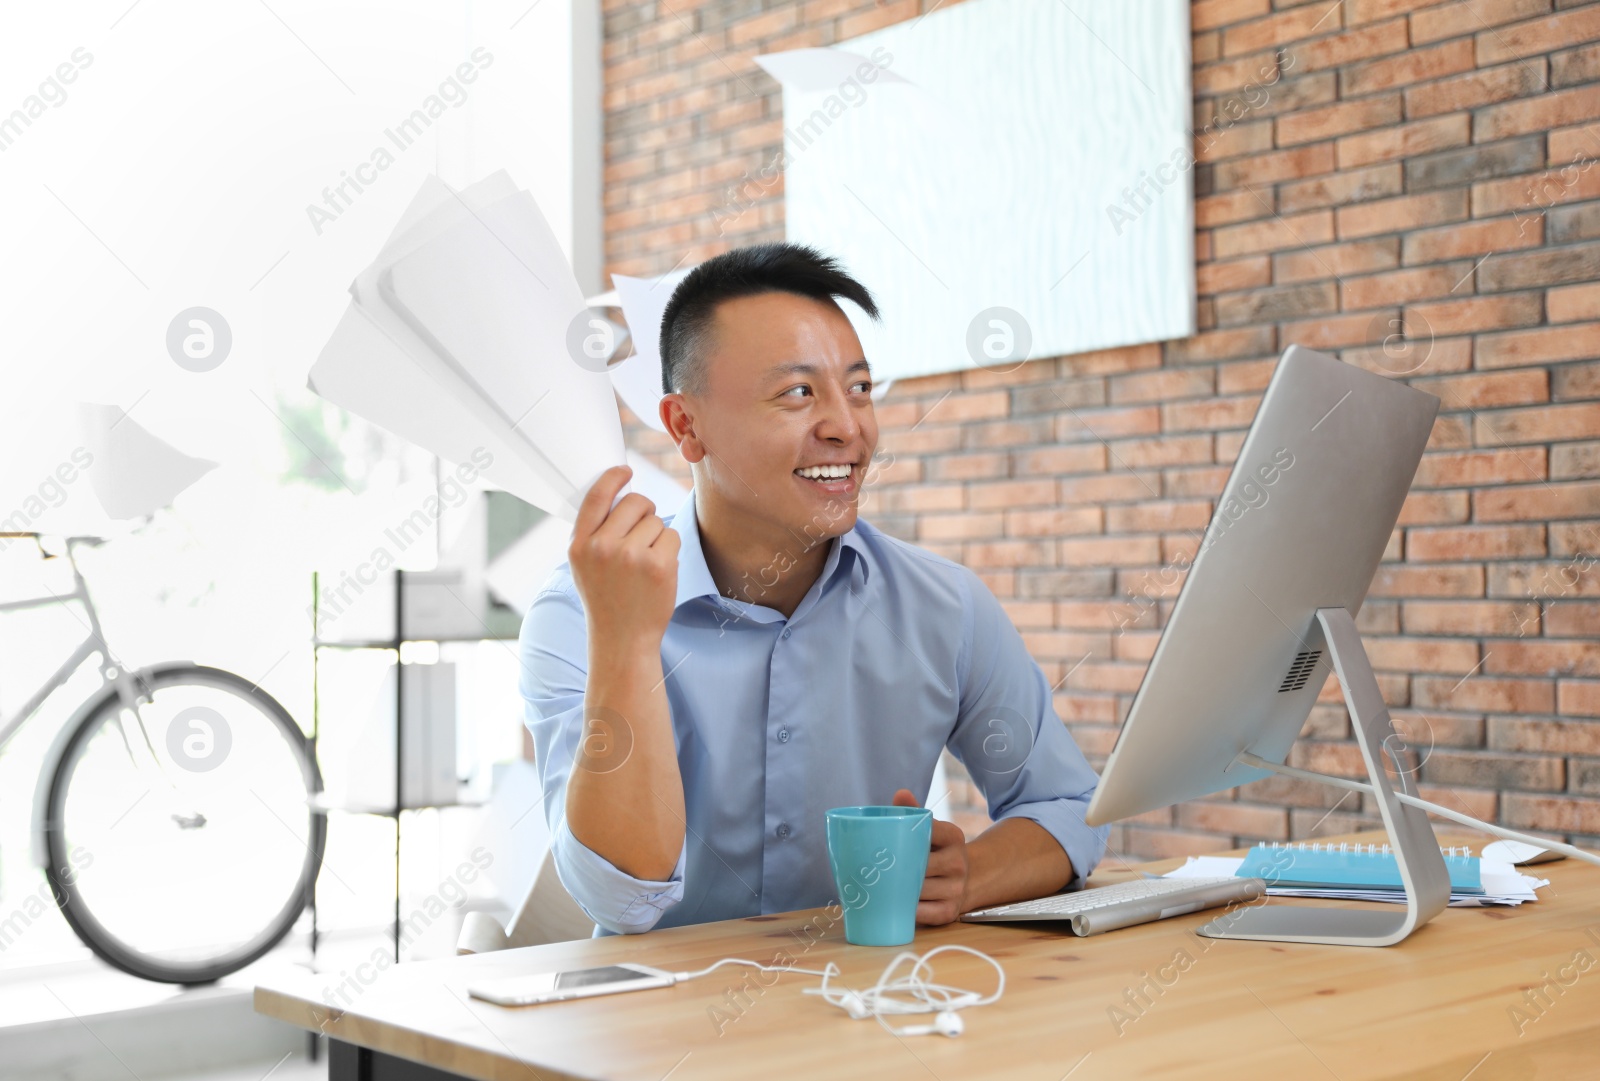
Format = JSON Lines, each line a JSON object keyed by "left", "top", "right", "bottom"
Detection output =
{"left": 658, "top": 242, "right": 880, "bottom": 395}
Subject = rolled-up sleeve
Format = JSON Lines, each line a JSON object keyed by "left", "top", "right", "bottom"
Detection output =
{"left": 944, "top": 570, "right": 1110, "bottom": 891}
{"left": 519, "top": 581, "right": 687, "bottom": 934}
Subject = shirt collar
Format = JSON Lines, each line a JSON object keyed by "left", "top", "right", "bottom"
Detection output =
{"left": 668, "top": 489, "right": 872, "bottom": 610}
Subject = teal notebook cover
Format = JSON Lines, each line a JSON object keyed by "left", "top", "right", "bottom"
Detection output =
{"left": 1236, "top": 843, "right": 1484, "bottom": 894}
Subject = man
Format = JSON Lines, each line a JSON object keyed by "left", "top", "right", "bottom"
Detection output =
{"left": 520, "top": 242, "right": 1108, "bottom": 935}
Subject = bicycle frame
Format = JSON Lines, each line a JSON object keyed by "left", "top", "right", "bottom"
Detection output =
{"left": 0, "top": 536, "right": 151, "bottom": 757}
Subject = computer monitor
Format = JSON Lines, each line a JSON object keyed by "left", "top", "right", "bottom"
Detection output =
{"left": 1085, "top": 345, "right": 1451, "bottom": 946}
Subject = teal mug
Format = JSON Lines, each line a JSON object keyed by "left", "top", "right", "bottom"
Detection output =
{"left": 825, "top": 806, "right": 932, "bottom": 946}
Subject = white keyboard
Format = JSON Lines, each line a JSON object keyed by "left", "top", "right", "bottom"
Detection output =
{"left": 960, "top": 875, "right": 1265, "bottom": 936}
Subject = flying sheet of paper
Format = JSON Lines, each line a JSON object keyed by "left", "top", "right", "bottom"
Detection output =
{"left": 381, "top": 190, "right": 625, "bottom": 508}
{"left": 78, "top": 403, "right": 217, "bottom": 521}
{"left": 610, "top": 269, "right": 692, "bottom": 432}
{"left": 753, "top": 47, "right": 911, "bottom": 92}
{"left": 308, "top": 172, "right": 627, "bottom": 520}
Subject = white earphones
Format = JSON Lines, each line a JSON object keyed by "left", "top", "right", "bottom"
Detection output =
{"left": 676, "top": 944, "right": 1004, "bottom": 1039}
{"left": 896, "top": 1010, "right": 965, "bottom": 1038}
{"left": 800, "top": 944, "right": 1003, "bottom": 1038}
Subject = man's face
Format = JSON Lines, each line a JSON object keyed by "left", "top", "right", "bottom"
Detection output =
{"left": 673, "top": 290, "right": 878, "bottom": 547}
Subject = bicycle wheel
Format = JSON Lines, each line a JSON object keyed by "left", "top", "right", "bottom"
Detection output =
{"left": 43, "top": 664, "right": 325, "bottom": 984}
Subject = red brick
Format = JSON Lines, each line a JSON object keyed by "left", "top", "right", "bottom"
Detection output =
{"left": 1472, "top": 166, "right": 1600, "bottom": 217}
{"left": 1503, "top": 794, "right": 1600, "bottom": 835}
{"left": 1413, "top": 448, "right": 1547, "bottom": 488}
{"left": 1340, "top": 264, "right": 1474, "bottom": 310}
{"left": 1193, "top": 0, "right": 1272, "bottom": 33}
{"left": 1279, "top": 96, "right": 1402, "bottom": 146}
{"left": 1476, "top": 403, "right": 1600, "bottom": 446}
{"left": 1218, "top": 358, "right": 1278, "bottom": 394}
{"left": 1366, "top": 636, "right": 1482, "bottom": 673}
{"left": 1164, "top": 327, "right": 1277, "bottom": 363}
{"left": 1477, "top": 85, "right": 1600, "bottom": 144}
{"left": 1549, "top": 283, "right": 1600, "bottom": 323}
{"left": 1223, "top": 4, "right": 1345, "bottom": 56}
{"left": 1213, "top": 144, "right": 1338, "bottom": 190}
{"left": 919, "top": 512, "right": 1003, "bottom": 542}
{"left": 1197, "top": 256, "right": 1274, "bottom": 296}
{"left": 1491, "top": 717, "right": 1600, "bottom": 755}
{"left": 1368, "top": 563, "right": 1485, "bottom": 597}
{"left": 1283, "top": 309, "right": 1394, "bottom": 350}
{"left": 1549, "top": 121, "right": 1600, "bottom": 165}
{"left": 1414, "top": 369, "right": 1549, "bottom": 410}
{"left": 1478, "top": 6, "right": 1600, "bottom": 66}
{"left": 1059, "top": 473, "right": 1163, "bottom": 504}
{"left": 1005, "top": 507, "right": 1103, "bottom": 537}
{"left": 1405, "top": 292, "right": 1543, "bottom": 335}
{"left": 1058, "top": 343, "right": 1164, "bottom": 378}
{"left": 1547, "top": 602, "right": 1600, "bottom": 637}
{"left": 963, "top": 539, "right": 1053, "bottom": 569}
{"left": 1011, "top": 444, "right": 1108, "bottom": 477}
{"left": 1057, "top": 600, "right": 1150, "bottom": 631}
{"left": 1485, "top": 641, "right": 1600, "bottom": 678}
{"left": 1274, "top": 237, "right": 1400, "bottom": 283}
{"left": 1160, "top": 396, "right": 1261, "bottom": 432}
{"left": 1407, "top": 526, "right": 1546, "bottom": 561}
{"left": 1109, "top": 368, "right": 1217, "bottom": 405}
{"left": 1105, "top": 501, "right": 1213, "bottom": 534}
{"left": 1403, "top": 60, "right": 1550, "bottom": 120}
{"left": 1337, "top": 114, "right": 1469, "bottom": 169}
{"left": 1402, "top": 600, "right": 1541, "bottom": 636}
{"left": 1555, "top": 363, "right": 1600, "bottom": 403}
{"left": 1414, "top": 675, "right": 1554, "bottom": 713}
{"left": 1197, "top": 189, "right": 1274, "bottom": 228}
{"left": 872, "top": 483, "right": 965, "bottom": 514}
{"left": 1567, "top": 682, "right": 1600, "bottom": 718}
{"left": 1477, "top": 324, "right": 1600, "bottom": 370}
{"left": 1106, "top": 435, "right": 1213, "bottom": 469}
{"left": 1278, "top": 163, "right": 1404, "bottom": 213}
{"left": 1059, "top": 537, "right": 1162, "bottom": 567}
{"left": 1176, "top": 801, "right": 1289, "bottom": 840}
{"left": 1398, "top": 490, "right": 1469, "bottom": 525}
{"left": 966, "top": 478, "right": 1056, "bottom": 511}
{"left": 1054, "top": 407, "right": 1160, "bottom": 443}
{"left": 1346, "top": 0, "right": 1442, "bottom": 25}
{"left": 1342, "top": 38, "right": 1475, "bottom": 95}
{"left": 1475, "top": 481, "right": 1600, "bottom": 523}
{"left": 1401, "top": 215, "right": 1543, "bottom": 264}
{"left": 1336, "top": 190, "right": 1469, "bottom": 240}
{"left": 1214, "top": 209, "right": 1336, "bottom": 257}
{"left": 1410, "top": 0, "right": 1551, "bottom": 46}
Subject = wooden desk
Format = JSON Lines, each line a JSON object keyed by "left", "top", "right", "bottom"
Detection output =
{"left": 255, "top": 832, "right": 1600, "bottom": 1080}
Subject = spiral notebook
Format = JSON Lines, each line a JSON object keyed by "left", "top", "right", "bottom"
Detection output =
{"left": 1235, "top": 842, "right": 1484, "bottom": 895}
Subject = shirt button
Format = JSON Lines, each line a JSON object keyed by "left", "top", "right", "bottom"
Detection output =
{"left": 781, "top": 628, "right": 792, "bottom": 639}
{"left": 777, "top": 728, "right": 790, "bottom": 743}
{"left": 776, "top": 823, "right": 791, "bottom": 839}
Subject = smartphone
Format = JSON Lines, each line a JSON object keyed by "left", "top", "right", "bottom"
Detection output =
{"left": 468, "top": 963, "right": 677, "bottom": 1007}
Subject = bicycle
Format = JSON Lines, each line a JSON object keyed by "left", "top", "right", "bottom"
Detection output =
{"left": 0, "top": 532, "right": 325, "bottom": 984}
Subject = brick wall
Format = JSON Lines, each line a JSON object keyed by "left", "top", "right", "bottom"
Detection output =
{"left": 601, "top": 0, "right": 1600, "bottom": 859}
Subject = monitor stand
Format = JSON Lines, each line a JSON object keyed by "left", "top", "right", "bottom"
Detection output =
{"left": 1196, "top": 607, "right": 1453, "bottom": 947}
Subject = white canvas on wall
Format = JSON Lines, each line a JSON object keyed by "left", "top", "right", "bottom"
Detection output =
{"left": 778, "top": 0, "right": 1196, "bottom": 382}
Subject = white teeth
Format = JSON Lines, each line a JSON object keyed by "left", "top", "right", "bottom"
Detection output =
{"left": 797, "top": 464, "right": 851, "bottom": 480}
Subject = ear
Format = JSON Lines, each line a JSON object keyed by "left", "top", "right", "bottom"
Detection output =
{"left": 661, "top": 393, "right": 706, "bottom": 465}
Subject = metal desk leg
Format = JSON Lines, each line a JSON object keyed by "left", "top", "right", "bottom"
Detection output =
{"left": 328, "top": 1040, "right": 472, "bottom": 1081}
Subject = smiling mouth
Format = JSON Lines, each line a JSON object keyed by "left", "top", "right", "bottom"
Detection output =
{"left": 794, "top": 463, "right": 856, "bottom": 487}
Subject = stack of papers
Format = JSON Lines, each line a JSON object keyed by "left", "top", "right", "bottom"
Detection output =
{"left": 309, "top": 171, "right": 627, "bottom": 520}
{"left": 1165, "top": 855, "right": 1549, "bottom": 907}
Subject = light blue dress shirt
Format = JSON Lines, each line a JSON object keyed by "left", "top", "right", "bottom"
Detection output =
{"left": 518, "top": 489, "right": 1109, "bottom": 936}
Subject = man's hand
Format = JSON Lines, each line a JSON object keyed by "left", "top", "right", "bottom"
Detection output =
{"left": 568, "top": 465, "right": 681, "bottom": 653}
{"left": 563, "top": 464, "right": 687, "bottom": 884}
{"left": 891, "top": 788, "right": 969, "bottom": 925}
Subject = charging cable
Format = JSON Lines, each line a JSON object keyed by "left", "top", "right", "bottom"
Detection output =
{"left": 674, "top": 944, "right": 1004, "bottom": 1038}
